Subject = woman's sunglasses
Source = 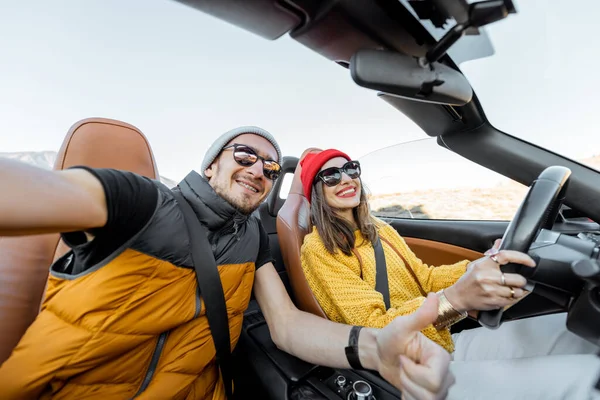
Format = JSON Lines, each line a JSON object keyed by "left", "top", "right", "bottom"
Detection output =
{"left": 314, "top": 160, "right": 361, "bottom": 187}
{"left": 222, "top": 144, "right": 281, "bottom": 181}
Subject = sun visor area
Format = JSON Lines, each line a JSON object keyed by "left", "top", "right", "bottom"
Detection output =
{"left": 378, "top": 93, "right": 484, "bottom": 137}
{"left": 172, "top": 0, "right": 303, "bottom": 40}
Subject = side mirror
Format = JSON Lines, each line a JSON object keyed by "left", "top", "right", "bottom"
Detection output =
{"left": 350, "top": 49, "right": 473, "bottom": 106}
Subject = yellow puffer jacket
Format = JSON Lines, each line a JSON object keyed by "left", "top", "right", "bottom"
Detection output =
{"left": 0, "top": 172, "right": 263, "bottom": 399}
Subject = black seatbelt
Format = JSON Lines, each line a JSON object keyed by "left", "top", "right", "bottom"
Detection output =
{"left": 172, "top": 190, "right": 233, "bottom": 399}
{"left": 373, "top": 237, "right": 391, "bottom": 309}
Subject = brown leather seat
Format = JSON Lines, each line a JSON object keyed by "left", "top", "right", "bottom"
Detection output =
{"left": 0, "top": 117, "right": 160, "bottom": 365}
{"left": 276, "top": 148, "right": 327, "bottom": 318}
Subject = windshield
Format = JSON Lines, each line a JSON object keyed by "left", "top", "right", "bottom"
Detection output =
{"left": 459, "top": 0, "right": 600, "bottom": 171}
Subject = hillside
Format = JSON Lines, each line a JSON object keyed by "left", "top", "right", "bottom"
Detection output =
{"left": 0, "top": 151, "right": 177, "bottom": 188}
{"left": 370, "top": 155, "right": 600, "bottom": 220}
{"left": 577, "top": 154, "right": 600, "bottom": 171}
{"left": 369, "top": 181, "right": 529, "bottom": 220}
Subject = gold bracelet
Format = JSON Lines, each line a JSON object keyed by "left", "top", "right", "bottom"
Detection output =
{"left": 433, "top": 290, "right": 467, "bottom": 330}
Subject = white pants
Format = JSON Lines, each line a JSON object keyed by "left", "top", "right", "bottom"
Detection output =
{"left": 448, "top": 313, "right": 600, "bottom": 400}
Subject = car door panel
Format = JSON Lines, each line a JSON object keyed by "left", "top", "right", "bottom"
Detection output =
{"left": 383, "top": 217, "right": 509, "bottom": 254}
{"left": 404, "top": 237, "right": 484, "bottom": 265}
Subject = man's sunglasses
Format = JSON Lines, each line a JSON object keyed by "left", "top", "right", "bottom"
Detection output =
{"left": 222, "top": 144, "right": 281, "bottom": 181}
{"left": 314, "top": 160, "right": 361, "bottom": 187}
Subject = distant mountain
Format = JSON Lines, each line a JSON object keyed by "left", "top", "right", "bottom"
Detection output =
{"left": 0, "top": 151, "right": 177, "bottom": 188}
{"left": 0, "top": 151, "right": 57, "bottom": 169}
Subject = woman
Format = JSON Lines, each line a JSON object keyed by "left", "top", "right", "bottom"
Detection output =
{"left": 299, "top": 148, "right": 600, "bottom": 400}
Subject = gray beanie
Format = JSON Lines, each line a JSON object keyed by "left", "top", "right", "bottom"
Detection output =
{"left": 201, "top": 126, "right": 283, "bottom": 177}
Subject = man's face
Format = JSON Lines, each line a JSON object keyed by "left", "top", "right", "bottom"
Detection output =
{"left": 205, "top": 133, "right": 279, "bottom": 215}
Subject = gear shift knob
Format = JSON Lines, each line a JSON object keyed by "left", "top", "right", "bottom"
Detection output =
{"left": 350, "top": 380, "right": 372, "bottom": 400}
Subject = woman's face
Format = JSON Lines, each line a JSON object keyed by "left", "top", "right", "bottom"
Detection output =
{"left": 318, "top": 157, "right": 362, "bottom": 212}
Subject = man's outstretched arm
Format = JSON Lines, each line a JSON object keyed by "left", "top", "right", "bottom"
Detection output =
{"left": 254, "top": 263, "right": 454, "bottom": 399}
{"left": 0, "top": 159, "right": 107, "bottom": 236}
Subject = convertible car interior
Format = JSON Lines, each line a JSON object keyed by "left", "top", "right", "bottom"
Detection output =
{"left": 1, "top": 0, "right": 600, "bottom": 399}
{"left": 165, "top": 1, "right": 600, "bottom": 399}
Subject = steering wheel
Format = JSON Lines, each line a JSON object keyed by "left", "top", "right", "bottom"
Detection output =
{"left": 478, "top": 165, "right": 571, "bottom": 329}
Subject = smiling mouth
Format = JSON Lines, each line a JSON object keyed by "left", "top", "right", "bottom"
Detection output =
{"left": 336, "top": 187, "right": 356, "bottom": 197}
{"left": 237, "top": 180, "right": 260, "bottom": 194}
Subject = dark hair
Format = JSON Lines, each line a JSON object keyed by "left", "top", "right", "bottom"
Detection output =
{"left": 310, "top": 178, "right": 379, "bottom": 256}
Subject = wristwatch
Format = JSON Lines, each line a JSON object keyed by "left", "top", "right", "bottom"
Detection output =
{"left": 345, "top": 325, "right": 364, "bottom": 369}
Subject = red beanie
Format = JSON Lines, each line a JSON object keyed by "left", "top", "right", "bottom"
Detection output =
{"left": 300, "top": 149, "right": 351, "bottom": 203}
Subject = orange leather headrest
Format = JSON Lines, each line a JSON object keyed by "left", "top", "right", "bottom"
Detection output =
{"left": 54, "top": 117, "right": 159, "bottom": 177}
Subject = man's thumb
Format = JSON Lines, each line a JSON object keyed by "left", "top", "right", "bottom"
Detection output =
{"left": 403, "top": 293, "right": 439, "bottom": 332}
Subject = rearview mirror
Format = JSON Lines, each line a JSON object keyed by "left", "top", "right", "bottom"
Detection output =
{"left": 349, "top": 49, "right": 473, "bottom": 106}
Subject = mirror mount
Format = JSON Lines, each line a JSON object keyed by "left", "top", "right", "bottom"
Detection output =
{"left": 349, "top": 1, "right": 518, "bottom": 105}
{"left": 420, "top": 0, "right": 517, "bottom": 66}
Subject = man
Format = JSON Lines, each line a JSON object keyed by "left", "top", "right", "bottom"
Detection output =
{"left": 0, "top": 126, "right": 453, "bottom": 399}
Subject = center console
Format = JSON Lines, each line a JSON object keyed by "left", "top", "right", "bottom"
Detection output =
{"left": 235, "top": 302, "right": 402, "bottom": 399}
{"left": 296, "top": 365, "right": 402, "bottom": 399}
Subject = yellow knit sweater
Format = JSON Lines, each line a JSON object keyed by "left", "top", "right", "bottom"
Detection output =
{"left": 300, "top": 221, "right": 469, "bottom": 353}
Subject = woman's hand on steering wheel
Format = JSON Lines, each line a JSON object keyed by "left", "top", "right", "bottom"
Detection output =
{"left": 443, "top": 239, "right": 537, "bottom": 312}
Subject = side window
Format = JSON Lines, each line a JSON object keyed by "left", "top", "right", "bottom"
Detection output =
{"left": 359, "top": 138, "right": 528, "bottom": 221}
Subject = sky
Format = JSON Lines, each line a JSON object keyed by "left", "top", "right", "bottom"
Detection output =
{"left": 1, "top": 0, "right": 599, "bottom": 186}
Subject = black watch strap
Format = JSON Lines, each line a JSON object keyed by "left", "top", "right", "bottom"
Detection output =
{"left": 344, "top": 325, "right": 364, "bottom": 370}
